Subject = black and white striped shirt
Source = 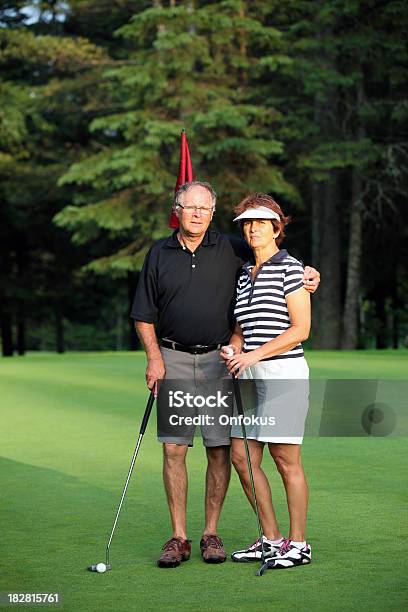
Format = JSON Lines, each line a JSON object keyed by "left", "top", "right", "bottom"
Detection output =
{"left": 234, "top": 249, "right": 305, "bottom": 360}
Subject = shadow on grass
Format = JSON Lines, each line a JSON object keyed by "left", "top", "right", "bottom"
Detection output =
{"left": 1, "top": 456, "right": 167, "bottom": 586}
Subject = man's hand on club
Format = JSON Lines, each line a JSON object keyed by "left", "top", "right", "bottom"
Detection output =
{"left": 146, "top": 357, "right": 165, "bottom": 395}
{"left": 303, "top": 266, "right": 320, "bottom": 294}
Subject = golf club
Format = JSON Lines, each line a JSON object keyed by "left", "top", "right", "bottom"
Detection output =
{"left": 88, "top": 390, "right": 156, "bottom": 573}
{"left": 231, "top": 375, "right": 266, "bottom": 576}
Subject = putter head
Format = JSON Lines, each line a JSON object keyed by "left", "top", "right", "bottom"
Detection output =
{"left": 256, "top": 560, "right": 269, "bottom": 576}
{"left": 87, "top": 563, "right": 112, "bottom": 573}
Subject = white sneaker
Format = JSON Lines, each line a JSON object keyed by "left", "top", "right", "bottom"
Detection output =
{"left": 262, "top": 540, "right": 312, "bottom": 570}
{"left": 231, "top": 536, "right": 285, "bottom": 563}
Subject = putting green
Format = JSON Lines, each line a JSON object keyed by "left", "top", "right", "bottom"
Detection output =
{"left": 0, "top": 351, "right": 407, "bottom": 611}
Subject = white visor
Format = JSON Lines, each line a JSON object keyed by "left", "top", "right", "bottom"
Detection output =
{"left": 233, "top": 206, "right": 280, "bottom": 222}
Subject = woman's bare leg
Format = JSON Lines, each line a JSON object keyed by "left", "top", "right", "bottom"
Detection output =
{"left": 231, "top": 437, "right": 282, "bottom": 540}
{"left": 268, "top": 443, "right": 308, "bottom": 542}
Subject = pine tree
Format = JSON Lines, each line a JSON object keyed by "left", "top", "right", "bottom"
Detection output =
{"left": 0, "top": 1, "right": 109, "bottom": 354}
{"left": 55, "top": 0, "right": 297, "bottom": 275}
{"left": 263, "top": 0, "right": 408, "bottom": 348}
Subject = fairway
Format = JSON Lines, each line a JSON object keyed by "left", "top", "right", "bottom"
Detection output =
{"left": 1, "top": 351, "right": 407, "bottom": 611}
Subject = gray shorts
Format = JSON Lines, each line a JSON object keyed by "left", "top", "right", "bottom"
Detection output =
{"left": 157, "top": 347, "right": 232, "bottom": 447}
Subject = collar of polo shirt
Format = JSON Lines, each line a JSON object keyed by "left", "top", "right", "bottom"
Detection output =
{"left": 165, "top": 229, "right": 218, "bottom": 248}
{"left": 243, "top": 249, "right": 288, "bottom": 272}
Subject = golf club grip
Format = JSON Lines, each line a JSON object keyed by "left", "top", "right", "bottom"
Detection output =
{"left": 232, "top": 376, "right": 245, "bottom": 417}
{"left": 139, "top": 391, "right": 155, "bottom": 435}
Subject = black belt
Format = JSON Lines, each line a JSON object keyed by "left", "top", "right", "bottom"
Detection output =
{"left": 160, "top": 339, "right": 223, "bottom": 355}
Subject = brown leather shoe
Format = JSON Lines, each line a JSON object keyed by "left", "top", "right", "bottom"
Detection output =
{"left": 157, "top": 537, "right": 191, "bottom": 568}
{"left": 200, "top": 534, "right": 227, "bottom": 564}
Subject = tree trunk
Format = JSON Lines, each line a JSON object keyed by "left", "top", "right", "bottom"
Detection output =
{"left": 375, "top": 294, "right": 388, "bottom": 349}
{"left": 1, "top": 247, "right": 14, "bottom": 356}
{"left": 1, "top": 312, "right": 13, "bottom": 357}
{"left": 312, "top": 175, "right": 342, "bottom": 349}
{"left": 311, "top": 96, "right": 322, "bottom": 269}
{"left": 357, "top": 294, "right": 365, "bottom": 349}
{"left": 341, "top": 80, "right": 365, "bottom": 349}
{"left": 311, "top": 181, "right": 322, "bottom": 345}
{"left": 309, "top": 29, "right": 343, "bottom": 349}
{"left": 55, "top": 306, "right": 65, "bottom": 353}
{"left": 311, "top": 182, "right": 322, "bottom": 269}
{"left": 16, "top": 247, "right": 26, "bottom": 356}
{"left": 392, "top": 266, "right": 399, "bottom": 348}
{"left": 17, "top": 310, "right": 26, "bottom": 355}
{"left": 341, "top": 170, "right": 362, "bottom": 349}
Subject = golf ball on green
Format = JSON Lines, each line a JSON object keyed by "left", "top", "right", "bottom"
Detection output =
{"left": 96, "top": 563, "right": 107, "bottom": 573}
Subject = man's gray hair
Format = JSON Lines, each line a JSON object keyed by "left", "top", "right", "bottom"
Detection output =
{"left": 174, "top": 181, "right": 217, "bottom": 209}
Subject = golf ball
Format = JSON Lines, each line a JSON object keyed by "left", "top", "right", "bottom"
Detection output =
{"left": 224, "top": 347, "right": 234, "bottom": 357}
{"left": 96, "top": 563, "right": 107, "bottom": 573}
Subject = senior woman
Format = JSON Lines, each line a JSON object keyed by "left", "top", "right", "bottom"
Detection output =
{"left": 221, "top": 193, "right": 312, "bottom": 570}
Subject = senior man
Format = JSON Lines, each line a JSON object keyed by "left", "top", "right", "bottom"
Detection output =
{"left": 131, "top": 181, "right": 320, "bottom": 568}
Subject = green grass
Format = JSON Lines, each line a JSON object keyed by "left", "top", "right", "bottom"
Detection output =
{"left": 0, "top": 350, "right": 407, "bottom": 611}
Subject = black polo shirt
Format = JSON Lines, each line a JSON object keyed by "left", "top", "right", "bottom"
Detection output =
{"left": 130, "top": 229, "right": 250, "bottom": 346}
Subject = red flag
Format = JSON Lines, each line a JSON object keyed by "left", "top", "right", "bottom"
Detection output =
{"left": 169, "top": 129, "right": 193, "bottom": 229}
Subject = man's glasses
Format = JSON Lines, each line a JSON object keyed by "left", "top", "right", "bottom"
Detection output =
{"left": 177, "top": 204, "right": 214, "bottom": 216}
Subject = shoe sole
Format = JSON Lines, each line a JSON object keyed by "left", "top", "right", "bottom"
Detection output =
{"left": 231, "top": 555, "right": 263, "bottom": 563}
{"left": 267, "top": 560, "right": 311, "bottom": 570}
{"left": 157, "top": 555, "right": 190, "bottom": 568}
{"left": 203, "top": 556, "right": 227, "bottom": 564}
{"left": 157, "top": 560, "right": 181, "bottom": 568}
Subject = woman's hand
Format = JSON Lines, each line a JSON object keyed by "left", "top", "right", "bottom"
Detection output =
{"left": 220, "top": 344, "right": 239, "bottom": 362}
{"left": 225, "top": 350, "right": 259, "bottom": 378}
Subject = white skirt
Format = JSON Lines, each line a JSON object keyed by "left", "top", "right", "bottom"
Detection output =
{"left": 231, "top": 357, "right": 309, "bottom": 445}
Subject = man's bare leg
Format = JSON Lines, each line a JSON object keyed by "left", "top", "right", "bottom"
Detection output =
{"left": 203, "top": 445, "right": 231, "bottom": 535}
{"left": 163, "top": 443, "right": 189, "bottom": 539}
